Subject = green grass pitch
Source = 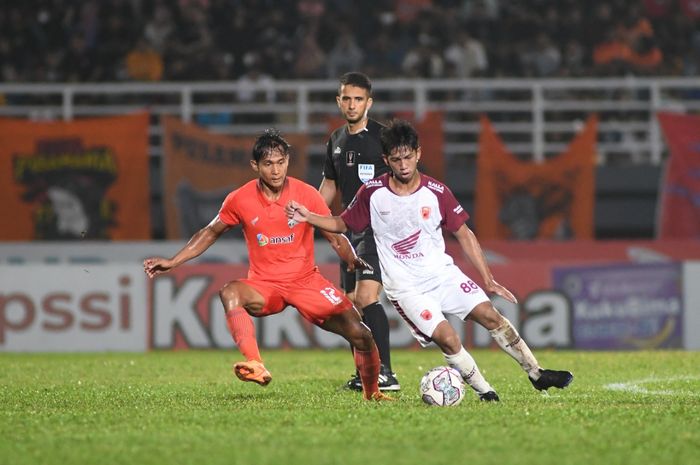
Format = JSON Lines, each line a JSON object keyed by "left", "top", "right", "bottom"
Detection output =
{"left": 1, "top": 349, "right": 699, "bottom": 465}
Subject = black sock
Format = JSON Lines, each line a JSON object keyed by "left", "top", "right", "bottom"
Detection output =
{"left": 361, "top": 301, "right": 392, "bottom": 372}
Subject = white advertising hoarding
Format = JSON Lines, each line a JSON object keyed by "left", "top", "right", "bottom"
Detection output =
{"left": 1, "top": 258, "right": 698, "bottom": 352}
{"left": 0, "top": 265, "right": 147, "bottom": 352}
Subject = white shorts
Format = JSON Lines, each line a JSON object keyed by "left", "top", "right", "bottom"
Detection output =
{"left": 389, "top": 266, "right": 490, "bottom": 347}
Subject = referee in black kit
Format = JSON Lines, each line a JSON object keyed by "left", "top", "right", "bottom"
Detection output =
{"left": 319, "top": 72, "right": 400, "bottom": 391}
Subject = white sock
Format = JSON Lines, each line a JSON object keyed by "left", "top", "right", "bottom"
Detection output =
{"left": 443, "top": 347, "right": 493, "bottom": 394}
{"left": 489, "top": 319, "right": 541, "bottom": 379}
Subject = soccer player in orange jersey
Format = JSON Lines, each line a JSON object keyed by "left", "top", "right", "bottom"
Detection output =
{"left": 144, "top": 129, "right": 391, "bottom": 401}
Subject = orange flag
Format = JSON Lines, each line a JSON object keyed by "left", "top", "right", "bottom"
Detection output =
{"left": 162, "top": 117, "right": 309, "bottom": 239}
{"left": 475, "top": 115, "right": 597, "bottom": 239}
{"left": 0, "top": 113, "right": 150, "bottom": 240}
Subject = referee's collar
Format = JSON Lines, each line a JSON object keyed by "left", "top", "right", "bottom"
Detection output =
{"left": 346, "top": 120, "right": 370, "bottom": 135}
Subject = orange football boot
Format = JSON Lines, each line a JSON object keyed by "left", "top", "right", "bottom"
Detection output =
{"left": 233, "top": 360, "right": 272, "bottom": 386}
{"left": 364, "top": 391, "right": 395, "bottom": 401}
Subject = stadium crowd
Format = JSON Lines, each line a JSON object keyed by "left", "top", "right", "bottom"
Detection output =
{"left": 1, "top": 0, "right": 698, "bottom": 84}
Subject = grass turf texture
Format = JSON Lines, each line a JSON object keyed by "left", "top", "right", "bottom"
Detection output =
{"left": 1, "top": 349, "right": 699, "bottom": 465}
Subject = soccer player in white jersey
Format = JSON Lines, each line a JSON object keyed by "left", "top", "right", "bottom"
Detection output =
{"left": 286, "top": 119, "right": 573, "bottom": 401}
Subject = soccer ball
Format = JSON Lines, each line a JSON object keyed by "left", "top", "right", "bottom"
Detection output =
{"left": 420, "top": 366, "right": 465, "bottom": 406}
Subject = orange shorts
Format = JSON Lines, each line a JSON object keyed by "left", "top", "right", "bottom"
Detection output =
{"left": 241, "top": 267, "right": 353, "bottom": 325}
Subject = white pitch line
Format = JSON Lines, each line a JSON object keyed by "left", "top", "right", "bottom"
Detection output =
{"left": 604, "top": 375, "right": 700, "bottom": 396}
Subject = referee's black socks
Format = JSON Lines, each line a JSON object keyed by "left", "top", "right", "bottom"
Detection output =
{"left": 361, "top": 301, "right": 392, "bottom": 372}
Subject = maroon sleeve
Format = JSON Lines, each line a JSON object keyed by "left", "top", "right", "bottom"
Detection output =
{"left": 340, "top": 184, "right": 371, "bottom": 233}
{"left": 440, "top": 185, "right": 469, "bottom": 232}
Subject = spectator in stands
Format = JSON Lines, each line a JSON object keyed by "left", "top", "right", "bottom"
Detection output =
{"left": 526, "top": 32, "right": 562, "bottom": 77}
{"left": 395, "top": 0, "right": 432, "bottom": 24}
{"left": 59, "top": 34, "right": 98, "bottom": 82}
{"left": 293, "top": 28, "right": 326, "bottom": 78}
{"left": 364, "top": 13, "right": 411, "bottom": 79}
{"left": 402, "top": 34, "right": 444, "bottom": 78}
{"left": 0, "top": 0, "right": 695, "bottom": 82}
{"left": 144, "top": 4, "right": 175, "bottom": 55}
{"left": 444, "top": 30, "right": 488, "bottom": 78}
{"left": 326, "top": 28, "right": 365, "bottom": 78}
{"left": 166, "top": 4, "right": 213, "bottom": 80}
{"left": 561, "top": 39, "right": 585, "bottom": 76}
{"left": 98, "top": 15, "right": 135, "bottom": 80}
{"left": 678, "top": 31, "right": 700, "bottom": 77}
{"left": 236, "top": 52, "right": 275, "bottom": 104}
{"left": 125, "top": 37, "right": 164, "bottom": 81}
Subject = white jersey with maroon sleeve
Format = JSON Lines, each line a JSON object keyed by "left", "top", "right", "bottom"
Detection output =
{"left": 340, "top": 173, "right": 469, "bottom": 300}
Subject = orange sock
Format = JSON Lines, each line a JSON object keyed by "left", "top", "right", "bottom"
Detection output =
{"left": 225, "top": 307, "right": 262, "bottom": 362}
{"left": 354, "top": 347, "right": 380, "bottom": 399}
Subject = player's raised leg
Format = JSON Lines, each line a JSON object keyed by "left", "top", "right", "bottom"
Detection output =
{"left": 219, "top": 280, "right": 272, "bottom": 386}
{"left": 469, "top": 302, "right": 573, "bottom": 391}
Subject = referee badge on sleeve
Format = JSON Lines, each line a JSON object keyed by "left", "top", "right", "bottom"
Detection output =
{"left": 358, "top": 164, "right": 375, "bottom": 183}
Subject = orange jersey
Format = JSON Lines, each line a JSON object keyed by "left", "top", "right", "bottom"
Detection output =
{"left": 218, "top": 177, "right": 331, "bottom": 282}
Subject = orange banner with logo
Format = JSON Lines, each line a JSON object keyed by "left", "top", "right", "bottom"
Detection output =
{"left": 0, "top": 113, "right": 150, "bottom": 240}
{"left": 162, "top": 117, "right": 309, "bottom": 239}
{"left": 475, "top": 115, "right": 597, "bottom": 239}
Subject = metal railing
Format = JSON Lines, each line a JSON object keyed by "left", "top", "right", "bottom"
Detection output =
{"left": 2, "top": 77, "right": 699, "bottom": 166}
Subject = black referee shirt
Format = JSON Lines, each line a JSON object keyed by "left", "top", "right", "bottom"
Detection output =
{"left": 323, "top": 119, "right": 390, "bottom": 209}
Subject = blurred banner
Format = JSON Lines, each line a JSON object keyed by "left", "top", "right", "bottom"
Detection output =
{"left": 553, "top": 262, "right": 683, "bottom": 350}
{"left": 656, "top": 112, "right": 700, "bottom": 239}
{"left": 475, "top": 115, "right": 597, "bottom": 240}
{"left": 0, "top": 113, "right": 150, "bottom": 240}
{"left": 162, "top": 117, "right": 309, "bottom": 239}
{"left": 326, "top": 110, "right": 445, "bottom": 181}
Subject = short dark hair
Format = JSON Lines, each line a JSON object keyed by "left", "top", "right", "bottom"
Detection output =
{"left": 338, "top": 72, "right": 372, "bottom": 95}
{"left": 380, "top": 119, "right": 420, "bottom": 155}
{"left": 252, "top": 128, "right": 290, "bottom": 162}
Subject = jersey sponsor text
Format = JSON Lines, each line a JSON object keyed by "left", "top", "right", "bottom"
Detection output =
{"left": 427, "top": 180, "right": 445, "bottom": 193}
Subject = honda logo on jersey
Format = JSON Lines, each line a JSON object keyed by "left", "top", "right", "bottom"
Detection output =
{"left": 392, "top": 230, "right": 420, "bottom": 254}
{"left": 421, "top": 207, "right": 431, "bottom": 219}
{"left": 391, "top": 230, "right": 424, "bottom": 259}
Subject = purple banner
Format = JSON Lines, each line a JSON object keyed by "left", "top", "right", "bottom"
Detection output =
{"left": 553, "top": 262, "right": 683, "bottom": 350}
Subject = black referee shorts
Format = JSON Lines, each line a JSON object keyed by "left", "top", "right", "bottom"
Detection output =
{"left": 339, "top": 230, "right": 382, "bottom": 293}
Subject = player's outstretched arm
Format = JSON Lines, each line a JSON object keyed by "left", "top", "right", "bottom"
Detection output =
{"left": 285, "top": 200, "right": 348, "bottom": 233}
{"left": 143, "top": 216, "right": 230, "bottom": 278}
{"left": 453, "top": 224, "right": 518, "bottom": 304}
